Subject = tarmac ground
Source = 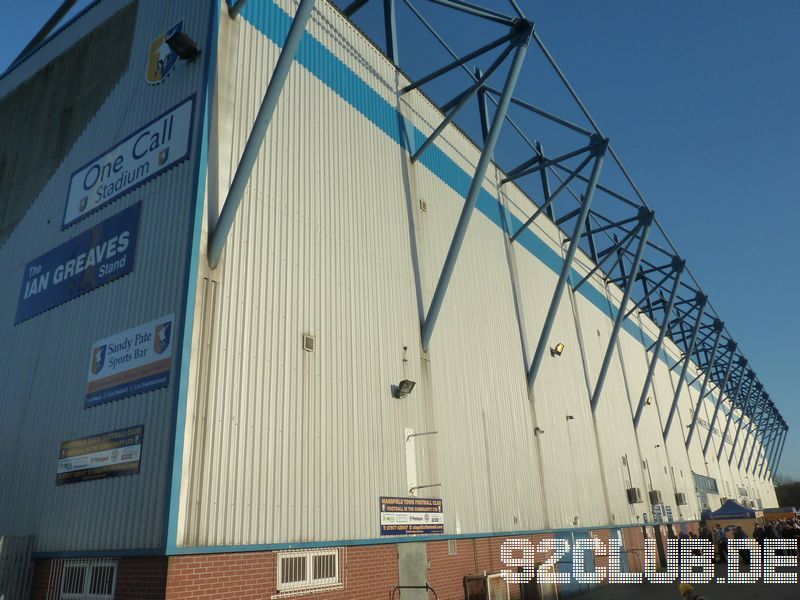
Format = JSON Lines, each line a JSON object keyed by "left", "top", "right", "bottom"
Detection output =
{"left": 578, "top": 563, "right": 799, "bottom": 599}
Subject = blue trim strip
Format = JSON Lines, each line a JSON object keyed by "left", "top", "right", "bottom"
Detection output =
{"left": 29, "top": 519, "right": 697, "bottom": 559}
{"left": 32, "top": 547, "right": 165, "bottom": 559}
{"left": 240, "top": 1, "right": 705, "bottom": 394}
{"left": 163, "top": 0, "right": 222, "bottom": 554}
{"left": 167, "top": 519, "right": 698, "bottom": 556}
{"left": 85, "top": 371, "right": 170, "bottom": 408}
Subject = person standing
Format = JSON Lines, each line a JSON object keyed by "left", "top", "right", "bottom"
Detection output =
{"left": 713, "top": 525, "right": 727, "bottom": 563}
{"left": 734, "top": 526, "right": 749, "bottom": 565}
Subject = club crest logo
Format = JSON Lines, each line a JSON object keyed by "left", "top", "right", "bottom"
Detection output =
{"left": 79, "top": 196, "right": 89, "bottom": 213}
{"left": 91, "top": 345, "right": 107, "bottom": 374}
{"left": 154, "top": 322, "right": 172, "bottom": 354}
{"left": 146, "top": 21, "right": 183, "bottom": 85}
{"left": 158, "top": 148, "right": 170, "bottom": 165}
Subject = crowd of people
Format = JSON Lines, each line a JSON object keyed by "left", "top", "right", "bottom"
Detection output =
{"left": 696, "top": 519, "right": 800, "bottom": 562}
{"left": 753, "top": 519, "right": 800, "bottom": 545}
{"left": 676, "top": 519, "right": 800, "bottom": 600}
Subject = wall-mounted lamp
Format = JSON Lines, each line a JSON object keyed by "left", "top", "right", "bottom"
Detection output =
{"left": 534, "top": 427, "right": 545, "bottom": 435}
{"left": 393, "top": 379, "right": 416, "bottom": 399}
{"left": 166, "top": 31, "right": 201, "bottom": 61}
{"left": 644, "top": 397, "right": 652, "bottom": 406}
{"left": 566, "top": 415, "right": 575, "bottom": 421}
{"left": 573, "top": 516, "right": 580, "bottom": 526}
{"left": 550, "top": 342, "right": 566, "bottom": 357}
{"left": 655, "top": 444, "right": 661, "bottom": 448}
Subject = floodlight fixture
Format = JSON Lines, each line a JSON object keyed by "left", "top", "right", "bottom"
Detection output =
{"left": 394, "top": 379, "right": 416, "bottom": 399}
{"left": 166, "top": 31, "right": 200, "bottom": 61}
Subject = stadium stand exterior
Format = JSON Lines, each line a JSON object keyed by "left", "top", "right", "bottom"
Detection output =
{"left": 0, "top": 1, "right": 786, "bottom": 597}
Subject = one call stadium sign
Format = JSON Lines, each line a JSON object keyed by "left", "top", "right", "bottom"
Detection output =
{"left": 62, "top": 96, "right": 194, "bottom": 228}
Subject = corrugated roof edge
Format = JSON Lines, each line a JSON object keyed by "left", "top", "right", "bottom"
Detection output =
{"left": 0, "top": 0, "right": 104, "bottom": 82}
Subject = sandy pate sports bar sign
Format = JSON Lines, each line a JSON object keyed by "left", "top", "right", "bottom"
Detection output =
{"left": 86, "top": 314, "right": 175, "bottom": 408}
{"left": 62, "top": 96, "right": 194, "bottom": 228}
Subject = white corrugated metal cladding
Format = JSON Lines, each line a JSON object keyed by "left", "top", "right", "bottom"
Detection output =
{"left": 0, "top": 0, "right": 213, "bottom": 552}
{"left": 174, "top": 0, "right": 777, "bottom": 549}
{"left": 0, "top": 0, "right": 778, "bottom": 557}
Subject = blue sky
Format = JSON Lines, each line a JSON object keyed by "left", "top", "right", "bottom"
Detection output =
{"left": 1, "top": 1, "right": 797, "bottom": 481}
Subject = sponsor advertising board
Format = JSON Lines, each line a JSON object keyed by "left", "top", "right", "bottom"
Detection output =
{"left": 56, "top": 426, "right": 144, "bottom": 485}
{"left": 379, "top": 496, "right": 444, "bottom": 536}
{"left": 86, "top": 314, "right": 175, "bottom": 407}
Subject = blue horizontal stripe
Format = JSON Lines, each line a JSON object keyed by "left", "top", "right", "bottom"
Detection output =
{"left": 169, "top": 518, "right": 697, "bottom": 556}
{"left": 29, "top": 518, "right": 697, "bottom": 558}
{"left": 32, "top": 547, "right": 164, "bottom": 559}
{"left": 85, "top": 371, "right": 170, "bottom": 408}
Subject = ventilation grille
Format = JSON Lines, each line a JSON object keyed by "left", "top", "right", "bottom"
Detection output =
{"left": 303, "top": 333, "right": 316, "bottom": 352}
{"left": 277, "top": 548, "right": 340, "bottom": 593}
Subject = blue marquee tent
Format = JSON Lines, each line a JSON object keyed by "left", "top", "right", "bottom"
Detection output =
{"left": 709, "top": 499, "right": 756, "bottom": 519}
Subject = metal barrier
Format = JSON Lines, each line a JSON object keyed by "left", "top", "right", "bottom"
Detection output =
{"left": 391, "top": 583, "right": 440, "bottom": 599}
{"left": 0, "top": 536, "right": 34, "bottom": 600}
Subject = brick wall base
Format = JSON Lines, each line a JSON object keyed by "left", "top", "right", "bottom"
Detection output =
{"left": 165, "top": 545, "right": 398, "bottom": 600}
{"left": 29, "top": 524, "right": 698, "bottom": 599}
{"left": 31, "top": 556, "right": 167, "bottom": 600}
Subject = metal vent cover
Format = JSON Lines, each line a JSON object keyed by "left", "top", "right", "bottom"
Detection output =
{"left": 303, "top": 333, "right": 316, "bottom": 352}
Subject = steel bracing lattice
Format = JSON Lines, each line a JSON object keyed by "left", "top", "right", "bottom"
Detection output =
{"left": 8, "top": 0, "right": 785, "bottom": 480}
{"left": 327, "top": 0, "right": 787, "bottom": 480}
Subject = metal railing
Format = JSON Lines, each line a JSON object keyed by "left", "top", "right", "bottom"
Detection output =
{"left": 391, "top": 583, "right": 440, "bottom": 599}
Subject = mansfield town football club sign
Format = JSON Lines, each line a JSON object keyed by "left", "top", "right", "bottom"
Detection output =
{"left": 57, "top": 426, "right": 144, "bottom": 485}
{"left": 379, "top": 496, "right": 444, "bottom": 536}
{"left": 86, "top": 314, "right": 175, "bottom": 407}
{"left": 15, "top": 203, "right": 141, "bottom": 324}
{"left": 63, "top": 96, "right": 194, "bottom": 228}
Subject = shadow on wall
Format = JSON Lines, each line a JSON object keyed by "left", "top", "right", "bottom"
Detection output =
{"left": 0, "top": 1, "right": 139, "bottom": 248}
